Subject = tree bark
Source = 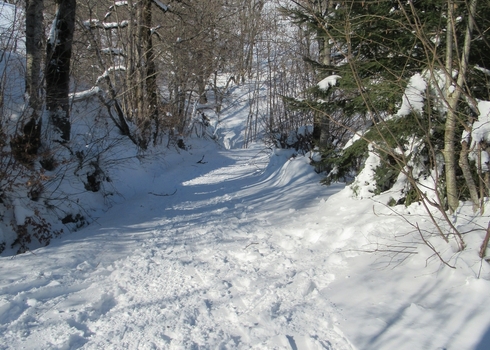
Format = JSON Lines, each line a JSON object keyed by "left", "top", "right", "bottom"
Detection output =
{"left": 459, "top": 140, "right": 479, "bottom": 211}
{"left": 317, "top": 0, "right": 332, "bottom": 151}
{"left": 131, "top": 0, "right": 160, "bottom": 147}
{"left": 45, "top": 0, "right": 76, "bottom": 142}
{"left": 11, "top": 0, "right": 44, "bottom": 164}
{"left": 443, "top": 0, "right": 478, "bottom": 212}
{"left": 479, "top": 221, "right": 490, "bottom": 259}
{"left": 135, "top": 2, "right": 145, "bottom": 126}
{"left": 143, "top": 0, "right": 160, "bottom": 144}
{"left": 25, "top": 0, "right": 44, "bottom": 111}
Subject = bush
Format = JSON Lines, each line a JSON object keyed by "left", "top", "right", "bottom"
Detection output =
{"left": 11, "top": 214, "right": 63, "bottom": 254}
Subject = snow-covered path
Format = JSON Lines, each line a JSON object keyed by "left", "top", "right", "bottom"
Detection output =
{"left": 3, "top": 140, "right": 490, "bottom": 350}
{"left": 0, "top": 141, "right": 354, "bottom": 349}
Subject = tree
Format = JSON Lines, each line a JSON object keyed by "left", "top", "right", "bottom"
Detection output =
{"left": 10, "top": 0, "right": 44, "bottom": 165}
{"left": 45, "top": 0, "right": 76, "bottom": 143}
{"left": 75, "top": 0, "right": 169, "bottom": 147}
{"left": 284, "top": 0, "right": 490, "bottom": 253}
{"left": 442, "top": 0, "right": 479, "bottom": 212}
{"left": 286, "top": 0, "right": 489, "bottom": 202}
{"left": 25, "top": 0, "right": 44, "bottom": 111}
{"left": 128, "top": 0, "right": 167, "bottom": 146}
{"left": 156, "top": 0, "right": 252, "bottom": 132}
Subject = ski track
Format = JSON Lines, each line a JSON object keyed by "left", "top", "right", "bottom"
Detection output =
{"left": 0, "top": 145, "right": 352, "bottom": 349}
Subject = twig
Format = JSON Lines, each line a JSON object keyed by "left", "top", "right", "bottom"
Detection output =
{"left": 244, "top": 242, "right": 259, "bottom": 250}
{"left": 416, "top": 223, "right": 455, "bottom": 269}
{"left": 148, "top": 189, "right": 177, "bottom": 197}
{"left": 346, "top": 247, "right": 418, "bottom": 255}
{"left": 479, "top": 221, "right": 490, "bottom": 259}
{"left": 478, "top": 258, "right": 484, "bottom": 279}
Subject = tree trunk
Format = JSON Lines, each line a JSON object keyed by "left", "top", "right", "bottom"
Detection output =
{"left": 316, "top": 0, "right": 332, "bottom": 153}
{"left": 443, "top": 0, "right": 478, "bottom": 212}
{"left": 11, "top": 0, "right": 44, "bottom": 165}
{"left": 135, "top": 2, "right": 145, "bottom": 126}
{"left": 485, "top": 145, "right": 490, "bottom": 199}
{"left": 125, "top": 0, "right": 136, "bottom": 120}
{"left": 45, "top": 0, "right": 76, "bottom": 142}
{"left": 25, "top": 0, "right": 44, "bottom": 111}
{"left": 444, "top": 106, "right": 458, "bottom": 212}
{"left": 459, "top": 140, "right": 479, "bottom": 211}
{"left": 197, "top": 75, "right": 208, "bottom": 105}
{"left": 143, "top": 0, "right": 159, "bottom": 144}
{"left": 132, "top": 0, "right": 160, "bottom": 147}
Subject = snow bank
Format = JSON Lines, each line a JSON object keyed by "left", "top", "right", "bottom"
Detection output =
{"left": 348, "top": 144, "right": 380, "bottom": 198}
{"left": 472, "top": 100, "right": 490, "bottom": 144}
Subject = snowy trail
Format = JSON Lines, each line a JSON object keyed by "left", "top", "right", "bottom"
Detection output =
{"left": 2, "top": 83, "right": 490, "bottom": 349}
{"left": 0, "top": 142, "right": 352, "bottom": 349}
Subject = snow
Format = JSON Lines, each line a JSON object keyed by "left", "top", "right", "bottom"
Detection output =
{"left": 465, "top": 101, "right": 490, "bottom": 171}
{"left": 318, "top": 75, "right": 341, "bottom": 91}
{"left": 1, "top": 82, "right": 490, "bottom": 349}
{"left": 473, "top": 100, "right": 490, "bottom": 144}
{"left": 96, "top": 65, "right": 127, "bottom": 84}
{"left": 69, "top": 87, "right": 102, "bottom": 102}
{"left": 0, "top": 52, "right": 26, "bottom": 123}
{"left": 48, "top": 9, "right": 59, "bottom": 46}
{"left": 1, "top": 10, "right": 490, "bottom": 349}
{"left": 0, "top": 2, "right": 16, "bottom": 29}
{"left": 83, "top": 19, "right": 129, "bottom": 30}
{"left": 396, "top": 73, "right": 426, "bottom": 117}
{"left": 12, "top": 199, "right": 35, "bottom": 226}
{"left": 152, "top": 0, "right": 169, "bottom": 12}
{"left": 348, "top": 144, "right": 381, "bottom": 198}
{"left": 100, "top": 48, "right": 124, "bottom": 56}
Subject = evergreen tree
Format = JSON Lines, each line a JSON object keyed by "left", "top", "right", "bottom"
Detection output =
{"left": 284, "top": 0, "right": 490, "bottom": 209}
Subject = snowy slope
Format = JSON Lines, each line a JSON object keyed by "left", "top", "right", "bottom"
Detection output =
{"left": 1, "top": 85, "right": 490, "bottom": 349}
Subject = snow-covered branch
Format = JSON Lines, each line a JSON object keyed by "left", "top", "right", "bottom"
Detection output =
{"left": 83, "top": 19, "right": 129, "bottom": 30}
{"left": 152, "top": 0, "right": 169, "bottom": 12}
{"left": 317, "top": 75, "right": 341, "bottom": 91}
{"left": 109, "top": 1, "right": 129, "bottom": 10}
{"left": 475, "top": 65, "right": 490, "bottom": 77}
{"left": 101, "top": 48, "right": 125, "bottom": 56}
{"left": 96, "top": 65, "right": 127, "bottom": 84}
{"left": 69, "top": 86, "right": 102, "bottom": 102}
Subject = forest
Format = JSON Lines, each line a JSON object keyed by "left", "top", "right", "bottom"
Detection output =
{"left": 2, "top": 0, "right": 488, "bottom": 257}
{"left": 1, "top": 0, "right": 490, "bottom": 348}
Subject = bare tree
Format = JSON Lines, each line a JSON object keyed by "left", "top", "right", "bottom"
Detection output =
{"left": 10, "top": 0, "right": 44, "bottom": 165}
